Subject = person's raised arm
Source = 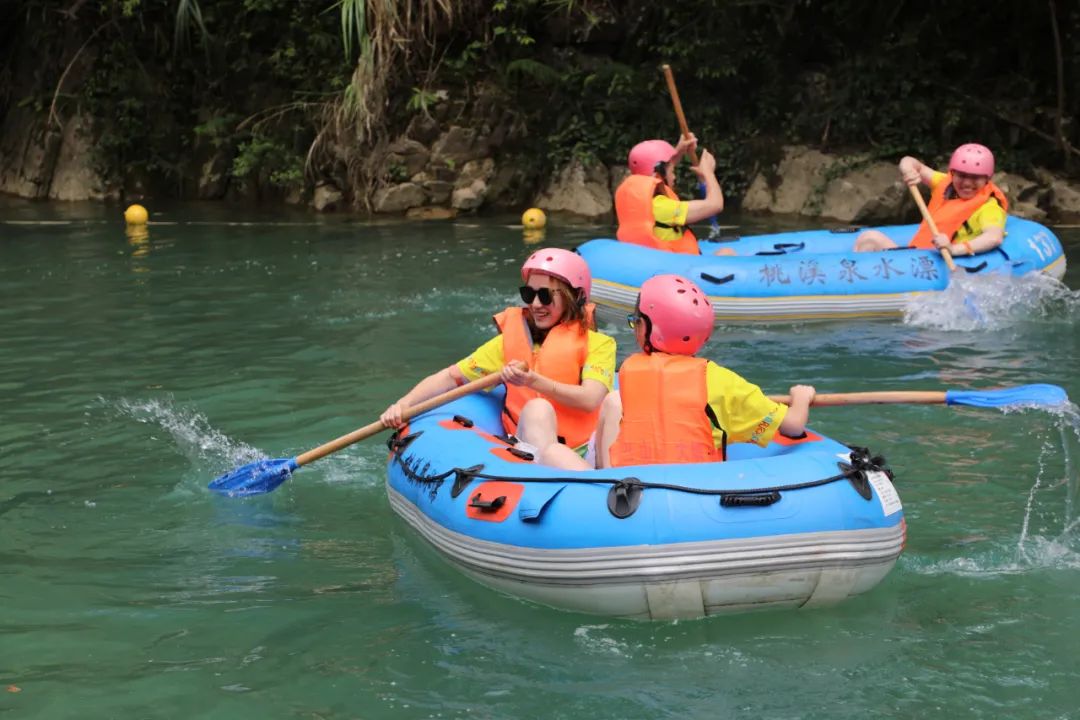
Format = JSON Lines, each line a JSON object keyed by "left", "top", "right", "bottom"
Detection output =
{"left": 684, "top": 149, "right": 724, "bottom": 223}
{"left": 899, "top": 156, "right": 935, "bottom": 187}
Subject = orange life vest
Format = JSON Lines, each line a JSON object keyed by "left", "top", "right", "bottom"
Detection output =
{"left": 909, "top": 175, "right": 1009, "bottom": 249}
{"left": 493, "top": 305, "right": 600, "bottom": 448}
{"left": 614, "top": 175, "right": 701, "bottom": 255}
{"left": 608, "top": 353, "right": 720, "bottom": 467}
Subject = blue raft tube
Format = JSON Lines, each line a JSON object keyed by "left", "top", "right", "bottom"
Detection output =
{"left": 577, "top": 217, "right": 1066, "bottom": 324}
{"left": 385, "top": 388, "right": 905, "bottom": 620}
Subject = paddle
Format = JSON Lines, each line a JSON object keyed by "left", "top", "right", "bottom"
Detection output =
{"left": 768, "top": 384, "right": 1069, "bottom": 408}
{"left": 661, "top": 64, "right": 722, "bottom": 239}
{"left": 208, "top": 370, "right": 507, "bottom": 498}
{"left": 908, "top": 184, "right": 958, "bottom": 272}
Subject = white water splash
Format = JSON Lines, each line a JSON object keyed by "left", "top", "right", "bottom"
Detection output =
{"left": 903, "top": 272, "right": 1080, "bottom": 331}
{"left": 111, "top": 396, "right": 264, "bottom": 468}
{"left": 909, "top": 401, "right": 1080, "bottom": 576}
{"left": 573, "top": 624, "right": 638, "bottom": 657}
{"left": 1017, "top": 402, "right": 1080, "bottom": 557}
{"left": 913, "top": 539, "right": 1080, "bottom": 576}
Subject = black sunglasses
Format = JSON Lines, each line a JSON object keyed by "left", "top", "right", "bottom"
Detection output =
{"left": 519, "top": 286, "right": 555, "bottom": 305}
{"left": 626, "top": 312, "right": 639, "bottom": 329}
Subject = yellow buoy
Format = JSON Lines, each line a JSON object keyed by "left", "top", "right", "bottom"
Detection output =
{"left": 522, "top": 207, "right": 546, "bottom": 230}
{"left": 124, "top": 204, "right": 149, "bottom": 225}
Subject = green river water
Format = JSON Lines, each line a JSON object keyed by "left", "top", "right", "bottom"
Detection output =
{"left": 2, "top": 199, "right": 1080, "bottom": 719}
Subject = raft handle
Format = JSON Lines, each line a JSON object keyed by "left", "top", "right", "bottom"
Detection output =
{"left": 469, "top": 492, "right": 506, "bottom": 511}
{"left": 755, "top": 242, "right": 805, "bottom": 256}
{"left": 608, "top": 479, "right": 644, "bottom": 519}
{"left": 386, "top": 430, "right": 423, "bottom": 455}
{"left": 829, "top": 226, "right": 865, "bottom": 234}
{"left": 720, "top": 491, "right": 781, "bottom": 507}
{"left": 506, "top": 447, "right": 535, "bottom": 461}
{"left": 700, "top": 272, "right": 735, "bottom": 285}
{"left": 450, "top": 465, "right": 485, "bottom": 498}
{"left": 839, "top": 446, "right": 893, "bottom": 501}
{"left": 452, "top": 415, "right": 474, "bottom": 428}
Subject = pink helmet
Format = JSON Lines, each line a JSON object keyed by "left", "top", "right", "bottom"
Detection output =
{"left": 949, "top": 143, "right": 995, "bottom": 176}
{"left": 627, "top": 140, "right": 678, "bottom": 176}
{"left": 521, "top": 248, "right": 592, "bottom": 302}
{"left": 637, "top": 274, "right": 713, "bottom": 355}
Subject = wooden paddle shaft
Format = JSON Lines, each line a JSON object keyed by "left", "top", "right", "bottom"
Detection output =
{"left": 295, "top": 371, "right": 505, "bottom": 467}
{"left": 768, "top": 391, "right": 948, "bottom": 406}
{"left": 661, "top": 64, "right": 699, "bottom": 165}
{"left": 908, "top": 184, "right": 957, "bottom": 272}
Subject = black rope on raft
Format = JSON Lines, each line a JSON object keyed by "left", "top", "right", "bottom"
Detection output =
{"left": 395, "top": 453, "right": 458, "bottom": 501}
{"left": 390, "top": 446, "right": 892, "bottom": 500}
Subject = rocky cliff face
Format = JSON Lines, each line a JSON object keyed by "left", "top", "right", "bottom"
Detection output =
{"left": 4, "top": 97, "right": 1080, "bottom": 224}
{"left": 740, "top": 146, "right": 1080, "bottom": 224}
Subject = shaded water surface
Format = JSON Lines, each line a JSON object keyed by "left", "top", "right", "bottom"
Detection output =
{"left": 2, "top": 200, "right": 1080, "bottom": 719}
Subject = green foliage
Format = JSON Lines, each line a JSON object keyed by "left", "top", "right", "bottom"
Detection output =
{"left": 338, "top": 0, "right": 366, "bottom": 61}
{"left": 232, "top": 135, "right": 304, "bottom": 189}
{"left": 3, "top": 0, "right": 1075, "bottom": 203}
{"left": 6, "top": 0, "right": 352, "bottom": 198}
{"left": 406, "top": 87, "right": 439, "bottom": 116}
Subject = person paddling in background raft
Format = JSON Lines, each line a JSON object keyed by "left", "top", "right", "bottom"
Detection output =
{"left": 541, "top": 274, "right": 815, "bottom": 471}
{"left": 854, "top": 143, "right": 1008, "bottom": 256}
{"left": 614, "top": 134, "right": 729, "bottom": 256}
{"left": 380, "top": 248, "right": 615, "bottom": 461}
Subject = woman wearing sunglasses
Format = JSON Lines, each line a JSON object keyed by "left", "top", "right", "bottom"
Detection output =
{"left": 541, "top": 274, "right": 815, "bottom": 471}
{"left": 380, "top": 248, "right": 615, "bottom": 461}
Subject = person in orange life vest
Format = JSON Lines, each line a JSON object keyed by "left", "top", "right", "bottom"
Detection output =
{"left": 540, "top": 274, "right": 814, "bottom": 470}
{"left": 854, "top": 143, "right": 1008, "bottom": 256}
{"left": 614, "top": 135, "right": 730, "bottom": 256}
{"left": 380, "top": 248, "right": 615, "bottom": 460}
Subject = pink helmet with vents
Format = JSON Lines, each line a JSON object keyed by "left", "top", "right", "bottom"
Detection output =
{"left": 628, "top": 140, "right": 678, "bottom": 176}
{"left": 521, "top": 248, "right": 592, "bottom": 302}
{"left": 636, "top": 274, "right": 713, "bottom": 355}
{"left": 949, "top": 143, "right": 995, "bottom": 177}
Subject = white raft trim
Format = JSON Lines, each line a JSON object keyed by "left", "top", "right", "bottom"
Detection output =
{"left": 388, "top": 486, "right": 904, "bottom": 619}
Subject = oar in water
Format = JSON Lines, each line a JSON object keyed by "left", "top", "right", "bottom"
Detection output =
{"left": 208, "top": 370, "right": 506, "bottom": 498}
{"left": 768, "top": 384, "right": 1069, "bottom": 408}
{"left": 661, "top": 64, "right": 722, "bottom": 239}
{"left": 908, "top": 184, "right": 990, "bottom": 327}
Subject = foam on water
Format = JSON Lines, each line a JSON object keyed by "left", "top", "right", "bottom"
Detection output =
{"left": 112, "top": 396, "right": 264, "bottom": 469}
{"left": 903, "top": 271, "right": 1080, "bottom": 331}
{"left": 111, "top": 396, "right": 389, "bottom": 494}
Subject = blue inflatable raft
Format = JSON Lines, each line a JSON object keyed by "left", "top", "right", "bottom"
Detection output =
{"left": 386, "top": 389, "right": 905, "bottom": 619}
{"left": 577, "top": 217, "right": 1066, "bottom": 324}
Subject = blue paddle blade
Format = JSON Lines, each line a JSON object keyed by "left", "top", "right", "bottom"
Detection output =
{"left": 208, "top": 457, "right": 299, "bottom": 498}
{"left": 945, "top": 384, "right": 1070, "bottom": 408}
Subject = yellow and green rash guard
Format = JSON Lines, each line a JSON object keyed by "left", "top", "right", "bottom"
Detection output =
{"left": 651, "top": 195, "right": 691, "bottom": 243}
{"left": 457, "top": 330, "right": 616, "bottom": 391}
{"left": 930, "top": 171, "right": 1007, "bottom": 242}
{"left": 705, "top": 361, "right": 788, "bottom": 449}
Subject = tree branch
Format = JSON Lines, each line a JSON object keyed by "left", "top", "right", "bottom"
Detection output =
{"left": 47, "top": 21, "right": 114, "bottom": 130}
{"left": 1048, "top": 0, "right": 1070, "bottom": 170}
